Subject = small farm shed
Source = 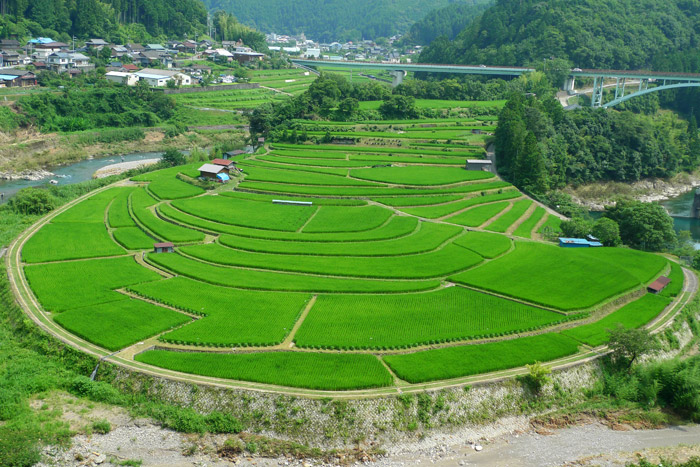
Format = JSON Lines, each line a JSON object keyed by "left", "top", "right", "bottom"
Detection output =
{"left": 153, "top": 242, "right": 174, "bottom": 253}
{"left": 223, "top": 150, "right": 245, "bottom": 159}
{"left": 257, "top": 137, "right": 265, "bottom": 144}
{"left": 648, "top": 276, "right": 671, "bottom": 294}
{"left": 198, "top": 163, "right": 229, "bottom": 182}
{"left": 466, "top": 159, "right": 492, "bottom": 171}
{"left": 559, "top": 238, "right": 603, "bottom": 248}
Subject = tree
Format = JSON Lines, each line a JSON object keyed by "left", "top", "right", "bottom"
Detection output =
{"left": 513, "top": 131, "right": 548, "bottom": 194}
{"left": 560, "top": 217, "right": 592, "bottom": 238}
{"left": 607, "top": 325, "right": 660, "bottom": 369}
{"left": 592, "top": 217, "right": 621, "bottom": 246}
{"left": 8, "top": 188, "right": 55, "bottom": 215}
{"left": 335, "top": 97, "right": 358, "bottom": 120}
{"left": 378, "top": 95, "right": 417, "bottom": 119}
{"left": 520, "top": 361, "right": 552, "bottom": 394}
{"left": 604, "top": 200, "right": 676, "bottom": 251}
{"left": 161, "top": 148, "right": 186, "bottom": 167}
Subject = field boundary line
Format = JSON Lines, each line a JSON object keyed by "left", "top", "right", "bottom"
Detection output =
{"left": 282, "top": 295, "right": 317, "bottom": 348}
{"left": 506, "top": 202, "right": 537, "bottom": 235}
{"left": 435, "top": 196, "right": 524, "bottom": 222}
{"left": 530, "top": 209, "right": 551, "bottom": 240}
{"left": 478, "top": 201, "right": 513, "bottom": 229}
{"left": 296, "top": 206, "right": 321, "bottom": 233}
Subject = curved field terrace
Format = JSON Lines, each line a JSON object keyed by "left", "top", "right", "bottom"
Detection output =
{"left": 11, "top": 122, "right": 686, "bottom": 393}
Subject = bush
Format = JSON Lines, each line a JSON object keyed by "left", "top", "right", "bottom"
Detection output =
{"left": 161, "top": 148, "right": 187, "bottom": 167}
{"left": 7, "top": 188, "right": 56, "bottom": 215}
{"left": 68, "top": 376, "right": 124, "bottom": 405}
{"left": 91, "top": 419, "right": 112, "bottom": 434}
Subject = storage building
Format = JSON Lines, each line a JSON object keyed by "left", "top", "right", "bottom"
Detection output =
{"left": 647, "top": 276, "right": 671, "bottom": 294}
{"left": 558, "top": 238, "right": 603, "bottom": 248}
{"left": 153, "top": 242, "right": 174, "bottom": 253}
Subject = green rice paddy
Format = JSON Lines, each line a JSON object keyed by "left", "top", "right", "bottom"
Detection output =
{"left": 19, "top": 106, "right": 680, "bottom": 391}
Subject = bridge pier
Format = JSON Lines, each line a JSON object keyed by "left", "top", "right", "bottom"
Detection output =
{"left": 692, "top": 188, "right": 700, "bottom": 218}
{"left": 563, "top": 76, "right": 576, "bottom": 95}
{"left": 389, "top": 70, "right": 407, "bottom": 87}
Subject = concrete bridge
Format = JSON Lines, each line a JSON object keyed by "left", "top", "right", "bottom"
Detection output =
{"left": 290, "top": 58, "right": 700, "bottom": 108}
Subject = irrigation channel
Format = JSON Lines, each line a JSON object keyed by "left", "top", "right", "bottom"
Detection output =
{"left": 5, "top": 178, "right": 699, "bottom": 398}
{"left": 0, "top": 152, "right": 163, "bottom": 204}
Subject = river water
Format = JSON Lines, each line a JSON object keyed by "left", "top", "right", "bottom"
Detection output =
{"left": 588, "top": 190, "right": 700, "bottom": 242}
{"left": 0, "top": 152, "right": 163, "bottom": 204}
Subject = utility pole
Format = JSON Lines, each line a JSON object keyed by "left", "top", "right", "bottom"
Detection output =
{"left": 72, "top": 35, "right": 76, "bottom": 52}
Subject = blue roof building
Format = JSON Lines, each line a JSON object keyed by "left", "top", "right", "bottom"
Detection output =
{"left": 559, "top": 237, "right": 603, "bottom": 248}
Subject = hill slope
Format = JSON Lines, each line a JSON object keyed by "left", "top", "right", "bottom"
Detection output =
{"left": 402, "top": 0, "right": 492, "bottom": 45}
{"left": 419, "top": 0, "right": 700, "bottom": 70}
{"left": 202, "top": 0, "right": 455, "bottom": 42}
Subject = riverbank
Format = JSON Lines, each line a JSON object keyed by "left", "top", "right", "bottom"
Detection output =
{"left": 93, "top": 158, "right": 161, "bottom": 179}
{"left": 566, "top": 171, "right": 700, "bottom": 211}
{"left": 0, "top": 127, "right": 245, "bottom": 177}
{"left": 36, "top": 399, "right": 700, "bottom": 467}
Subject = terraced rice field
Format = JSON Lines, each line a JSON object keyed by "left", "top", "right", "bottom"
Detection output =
{"left": 19, "top": 109, "right": 682, "bottom": 392}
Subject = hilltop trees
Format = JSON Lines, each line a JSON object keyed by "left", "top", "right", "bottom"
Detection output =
{"left": 0, "top": 0, "right": 208, "bottom": 40}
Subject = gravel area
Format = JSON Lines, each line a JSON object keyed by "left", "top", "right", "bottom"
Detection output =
{"left": 36, "top": 413, "right": 700, "bottom": 467}
{"left": 93, "top": 159, "right": 160, "bottom": 179}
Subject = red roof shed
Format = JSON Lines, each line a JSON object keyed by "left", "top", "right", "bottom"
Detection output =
{"left": 212, "top": 158, "right": 235, "bottom": 167}
{"left": 647, "top": 276, "right": 671, "bottom": 294}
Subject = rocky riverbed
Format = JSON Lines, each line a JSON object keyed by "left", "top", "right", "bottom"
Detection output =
{"left": 566, "top": 173, "right": 700, "bottom": 211}
{"left": 37, "top": 413, "right": 700, "bottom": 467}
{"left": 0, "top": 168, "right": 54, "bottom": 181}
{"left": 93, "top": 158, "right": 161, "bottom": 179}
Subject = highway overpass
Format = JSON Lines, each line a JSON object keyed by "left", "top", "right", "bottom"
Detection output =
{"left": 290, "top": 58, "right": 700, "bottom": 108}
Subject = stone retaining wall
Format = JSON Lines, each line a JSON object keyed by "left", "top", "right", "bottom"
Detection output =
{"left": 161, "top": 83, "right": 260, "bottom": 94}
{"left": 102, "top": 362, "right": 600, "bottom": 449}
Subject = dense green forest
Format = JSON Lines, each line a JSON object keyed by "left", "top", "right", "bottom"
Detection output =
{"left": 401, "top": 0, "right": 492, "bottom": 45}
{"left": 0, "top": 0, "right": 208, "bottom": 41}
{"left": 494, "top": 91, "right": 700, "bottom": 194}
{"left": 14, "top": 84, "right": 177, "bottom": 132}
{"left": 419, "top": 0, "right": 700, "bottom": 70}
{"left": 419, "top": 0, "right": 700, "bottom": 117}
{"left": 202, "top": 0, "right": 456, "bottom": 42}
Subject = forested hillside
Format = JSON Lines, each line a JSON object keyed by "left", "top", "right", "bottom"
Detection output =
{"left": 419, "top": 0, "right": 700, "bottom": 70}
{"left": 202, "top": 0, "right": 455, "bottom": 42}
{"left": 401, "top": 0, "right": 492, "bottom": 45}
{"left": 0, "top": 0, "right": 208, "bottom": 41}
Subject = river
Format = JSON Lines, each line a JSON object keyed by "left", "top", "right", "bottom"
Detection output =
{"left": 0, "top": 152, "right": 163, "bottom": 204}
{"left": 588, "top": 189, "right": 700, "bottom": 243}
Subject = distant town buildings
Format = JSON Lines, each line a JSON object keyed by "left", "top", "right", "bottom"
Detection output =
{"left": 0, "top": 35, "right": 269, "bottom": 88}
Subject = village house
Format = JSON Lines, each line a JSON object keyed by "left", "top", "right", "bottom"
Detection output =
{"left": 85, "top": 39, "right": 109, "bottom": 49}
{"left": 32, "top": 41, "right": 69, "bottom": 59}
{"left": 231, "top": 46, "right": 265, "bottom": 64}
{"left": 105, "top": 71, "right": 139, "bottom": 86}
{"left": 47, "top": 52, "right": 93, "bottom": 73}
{"left": 0, "top": 50, "right": 20, "bottom": 67}
{"left": 0, "top": 69, "right": 37, "bottom": 87}
{"left": 134, "top": 68, "right": 191, "bottom": 86}
{"left": 198, "top": 163, "right": 230, "bottom": 182}
{"left": 110, "top": 45, "right": 129, "bottom": 58}
{"left": 0, "top": 39, "right": 20, "bottom": 49}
